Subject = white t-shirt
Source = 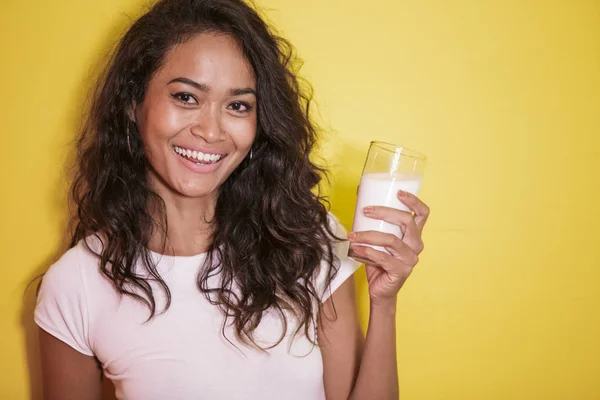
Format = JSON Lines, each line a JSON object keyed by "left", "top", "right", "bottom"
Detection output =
{"left": 35, "top": 216, "right": 360, "bottom": 400}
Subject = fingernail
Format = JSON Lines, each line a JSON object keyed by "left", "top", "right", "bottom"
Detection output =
{"left": 398, "top": 190, "right": 407, "bottom": 197}
{"left": 347, "top": 232, "right": 356, "bottom": 240}
{"left": 363, "top": 206, "right": 374, "bottom": 214}
{"left": 351, "top": 245, "right": 363, "bottom": 254}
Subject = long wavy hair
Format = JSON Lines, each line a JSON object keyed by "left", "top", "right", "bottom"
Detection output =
{"left": 70, "top": 0, "right": 339, "bottom": 348}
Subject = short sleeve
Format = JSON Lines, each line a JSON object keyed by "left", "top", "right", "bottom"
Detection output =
{"left": 34, "top": 246, "right": 94, "bottom": 356}
{"left": 317, "top": 213, "right": 362, "bottom": 302}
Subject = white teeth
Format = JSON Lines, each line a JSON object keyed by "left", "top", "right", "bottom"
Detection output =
{"left": 174, "top": 146, "right": 223, "bottom": 164}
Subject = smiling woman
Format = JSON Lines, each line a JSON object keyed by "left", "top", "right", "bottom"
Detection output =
{"left": 135, "top": 34, "right": 257, "bottom": 201}
{"left": 34, "top": 0, "right": 430, "bottom": 399}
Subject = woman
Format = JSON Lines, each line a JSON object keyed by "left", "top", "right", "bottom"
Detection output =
{"left": 35, "top": 0, "right": 430, "bottom": 399}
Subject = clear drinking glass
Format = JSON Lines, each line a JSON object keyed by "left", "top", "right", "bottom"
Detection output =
{"left": 348, "top": 141, "right": 427, "bottom": 265}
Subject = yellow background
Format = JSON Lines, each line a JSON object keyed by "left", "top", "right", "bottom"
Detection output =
{"left": 1, "top": 0, "right": 599, "bottom": 398}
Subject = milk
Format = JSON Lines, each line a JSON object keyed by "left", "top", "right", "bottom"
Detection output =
{"left": 351, "top": 173, "right": 422, "bottom": 251}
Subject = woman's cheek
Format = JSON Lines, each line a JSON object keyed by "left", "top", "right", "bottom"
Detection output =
{"left": 225, "top": 115, "right": 257, "bottom": 148}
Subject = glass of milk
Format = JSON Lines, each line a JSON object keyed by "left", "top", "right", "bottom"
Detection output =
{"left": 348, "top": 141, "right": 426, "bottom": 265}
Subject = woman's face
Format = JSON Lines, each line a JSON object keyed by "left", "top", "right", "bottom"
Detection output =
{"left": 135, "top": 33, "right": 257, "bottom": 200}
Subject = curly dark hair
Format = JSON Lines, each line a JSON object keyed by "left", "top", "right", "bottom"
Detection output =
{"left": 70, "top": 0, "right": 340, "bottom": 348}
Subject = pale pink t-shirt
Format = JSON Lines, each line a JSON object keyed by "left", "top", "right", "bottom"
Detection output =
{"left": 35, "top": 216, "right": 360, "bottom": 400}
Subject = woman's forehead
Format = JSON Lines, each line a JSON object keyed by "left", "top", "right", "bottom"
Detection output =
{"left": 155, "top": 33, "right": 256, "bottom": 88}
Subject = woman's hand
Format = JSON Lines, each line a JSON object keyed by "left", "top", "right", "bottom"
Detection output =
{"left": 347, "top": 190, "right": 430, "bottom": 306}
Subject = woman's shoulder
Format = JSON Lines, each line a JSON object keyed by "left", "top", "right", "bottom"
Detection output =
{"left": 43, "top": 235, "right": 105, "bottom": 286}
{"left": 325, "top": 212, "right": 356, "bottom": 260}
{"left": 317, "top": 212, "right": 361, "bottom": 302}
{"left": 35, "top": 235, "right": 107, "bottom": 356}
{"left": 326, "top": 211, "right": 349, "bottom": 241}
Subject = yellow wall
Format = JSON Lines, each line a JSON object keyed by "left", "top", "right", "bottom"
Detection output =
{"left": 1, "top": 0, "right": 598, "bottom": 398}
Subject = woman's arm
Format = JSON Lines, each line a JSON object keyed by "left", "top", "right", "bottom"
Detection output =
{"left": 319, "top": 279, "right": 399, "bottom": 400}
{"left": 321, "top": 191, "right": 430, "bottom": 400}
{"left": 39, "top": 328, "right": 103, "bottom": 400}
{"left": 318, "top": 277, "right": 364, "bottom": 399}
{"left": 348, "top": 298, "right": 399, "bottom": 400}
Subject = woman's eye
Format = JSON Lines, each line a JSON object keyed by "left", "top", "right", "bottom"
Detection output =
{"left": 171, "top": 92, "right": 198, "bottom": 105}
{"left": 227, "top": 101, "right": 252, "bottom": 113}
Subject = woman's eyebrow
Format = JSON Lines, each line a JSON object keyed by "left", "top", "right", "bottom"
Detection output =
{"left": 168, "top": 77, "right": 256, "bottom": 97}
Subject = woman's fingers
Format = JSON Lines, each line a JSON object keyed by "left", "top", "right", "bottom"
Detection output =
{"left": 360, "top": 207, "right": 424, "bottom": 254}
{"left": 350, "top": 244, "right": 417, "bottom": 274}
{"left": 348, "top": 230, "right": 419, "bottom": 265}
{"left": 396, "top": 191, "right": 430, "bottom": 231}
{"left": 363, "top": 206, "right": 414, "bottom": 229}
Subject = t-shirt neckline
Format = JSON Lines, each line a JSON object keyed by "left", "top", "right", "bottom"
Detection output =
{"left": 148, "top": 248, "right": 208, "bottom": 264}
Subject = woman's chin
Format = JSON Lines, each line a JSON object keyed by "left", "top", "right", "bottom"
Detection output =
{"left": 175, "top": 184, "right": 218, "bottom": 199}
{"left": 155, "top": 173, "right": 218, "bottom": 199}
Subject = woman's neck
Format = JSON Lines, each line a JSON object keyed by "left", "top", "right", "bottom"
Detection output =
{"left": 147, "top": 185, "right": 217, "bottom": 257}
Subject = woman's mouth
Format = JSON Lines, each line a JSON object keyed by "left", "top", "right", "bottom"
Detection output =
{"left": 173, "top": 146, "right": 226, "bottom": 165}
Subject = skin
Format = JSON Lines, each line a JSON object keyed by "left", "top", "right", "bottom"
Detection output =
{"left": 137, "top": 33, "right": 258, "bottom": 256}
{"left": 39, "top": 32, "right": 431, "bottom": 400}
{"left": 319, "top": 192, "right": 430, "bottom": 400}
